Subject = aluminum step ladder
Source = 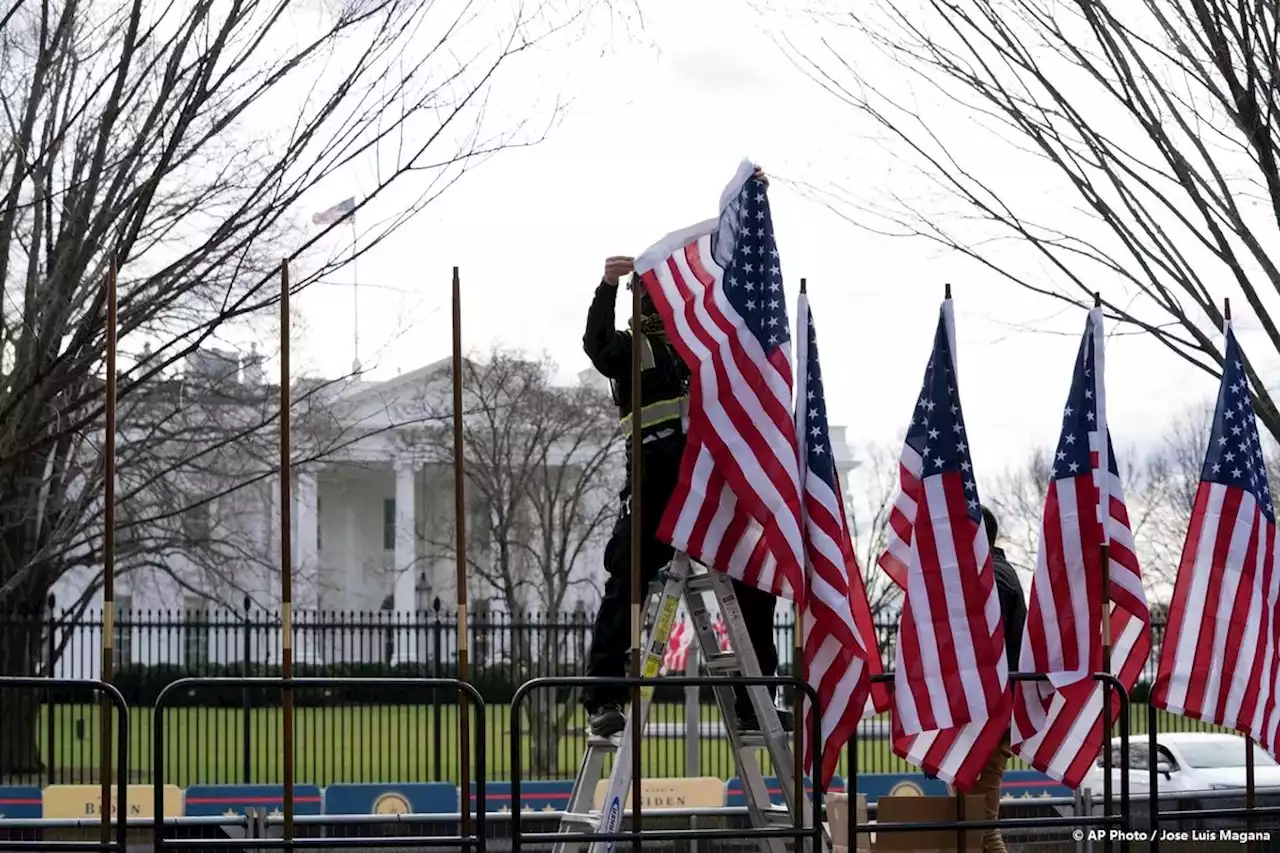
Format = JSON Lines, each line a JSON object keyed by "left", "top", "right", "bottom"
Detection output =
{"left": 553, "top": 552, "right": 820, "bottom": 853}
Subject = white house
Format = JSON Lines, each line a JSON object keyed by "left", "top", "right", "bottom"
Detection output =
{"left": 50, "top": 348, "right": 860, "bottom": 677}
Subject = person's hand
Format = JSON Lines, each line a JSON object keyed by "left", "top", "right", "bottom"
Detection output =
{"left": 603, "top": 256, "right": 635, "bottom": 286}
{"left": 752, "top": 166, "right": 769, "bottom": 188}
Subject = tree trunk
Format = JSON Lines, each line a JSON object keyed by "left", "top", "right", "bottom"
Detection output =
{"left": 526, "top": 692, "right": 563, "bottom": 778}
{"left": 0, "top": 615, "right": 47, "bottom": 781}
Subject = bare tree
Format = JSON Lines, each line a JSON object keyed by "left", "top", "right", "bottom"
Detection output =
{"left": 413, "top": 347, "right": 621, "bottom": 776}
{"left": 985, "top": 440, "right": 1183, "bottom": 595}
{"left": 769, "top": 0, "right": 1280, "bottom": 436}
{"left": 0, "top": 0, "right": 635, "bottom": 777}
{"left": 987, "top": 448, "right": 1052, "bottom": 575}
{"left": 845, "top": 440, "right": 905, "bottom": 622}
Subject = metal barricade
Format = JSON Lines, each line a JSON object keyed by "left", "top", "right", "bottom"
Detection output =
{"left": 0, "top": 677, "right": 130, "bottom": 853}
{"left": 845, "top": 671, "right": 1133, "bottom": 853}
{"left": 1145, "top": 700, "right": 1280, "bottom": 852}
{"left": 510, "top": 675, "right": 823, "bottom": 853}
{"left": 152, "top": 677, "right": 487, "bottom": 852}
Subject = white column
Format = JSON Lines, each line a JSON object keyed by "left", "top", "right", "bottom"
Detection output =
{"left": 294, "top": 470, "right": 321, "bottom": 664}
{"left": 392, "top": 461, "right": 419, "bottom": 664}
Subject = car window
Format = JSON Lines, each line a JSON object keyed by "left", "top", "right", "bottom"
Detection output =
{"left": 1097, "top": 744, "right": 1148, "bottom": 770}
{"left": 1174, "top": 739, "right": 1278, "bottom": 769}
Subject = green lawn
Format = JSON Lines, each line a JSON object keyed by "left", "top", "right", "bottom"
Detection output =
{"left": 26, "top": 702, "right": 1223, "bottom": 788}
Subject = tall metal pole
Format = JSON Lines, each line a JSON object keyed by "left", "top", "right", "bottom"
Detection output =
{"left": 945, "top": 282, "right": 965, "bottom": 853}
{"left": 793, "top": 279, "right": 807, "bottom": 853}
{"left": 452, "top": 266, "right": 472, "bottom": 836}
{"left": 1225, "top": 297, "right": 1258, "bottom": 853}
{"left": 279, "top": 261, "right": 295, "bottom": 844}
{"left": 629, "top": 273, "right": 644, "bottom": 852}
{"left": 1095, "top": 292, "right": 1113, "bottom": 853}
{"left": 100, "top": 258, "right": 118, "bottom": 846}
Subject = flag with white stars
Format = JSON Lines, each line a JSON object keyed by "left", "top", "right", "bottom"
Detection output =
{"left": 1012, "top": 307, "right": 1150, "bottom": 789}
{"left": 878, "top": 297, "right": 1011, "bottom": 791}
{"left": 1154, "top": 322, "right": 1280, "bottom": 762}
{"left": 635, "top": 160, "right": 805, "bottom": 601}
{"left": 794, "top": 287, "right": 890, "bottom": 787}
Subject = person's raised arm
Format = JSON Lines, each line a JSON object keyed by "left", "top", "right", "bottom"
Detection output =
{"left": 583, "top": 255, "right": 635, "bottom": 379}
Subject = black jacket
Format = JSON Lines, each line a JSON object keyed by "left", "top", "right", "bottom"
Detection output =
{"left": 992, "top": 546, "right": 1028, "bottom": 672}
{"left": 582, "top": 280, "right": 687, "bottom": 422}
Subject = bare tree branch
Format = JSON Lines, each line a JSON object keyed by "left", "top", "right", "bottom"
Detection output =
{"left": 765, "top": 0, "right": 1280, "bottom": 437}
{"left": 406, "top": 345, "right": 621, "bottom": 777}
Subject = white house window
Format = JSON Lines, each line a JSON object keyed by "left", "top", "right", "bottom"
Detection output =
{"left": 382, "top": 498, "right": 395, "bottom": 551}
{"left": 182, "top": 499, "right": 212, "bottom": 544}
{"left": 183, "top": 595, "right": 210, "bottom": 669}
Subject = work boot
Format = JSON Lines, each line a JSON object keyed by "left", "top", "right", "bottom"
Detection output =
{"left": 737, "top": 706, "right": 795, "bottom": 733}
{"left": 588, "top": 703, "right": 626, "bottom": 738}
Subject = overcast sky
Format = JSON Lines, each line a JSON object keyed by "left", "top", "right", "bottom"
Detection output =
{"left": 285, "top": 0, "right": 1238, "bottom": 480}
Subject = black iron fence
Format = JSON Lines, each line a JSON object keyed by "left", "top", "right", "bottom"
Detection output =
{"left": 0, "top": 605, "right": 1216, "bottom": 790}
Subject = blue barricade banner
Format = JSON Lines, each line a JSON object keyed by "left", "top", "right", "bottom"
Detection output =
{"left": 725, "top": 776, "right": 845, "bottom": 807}
{"left": 324, "top": 783, "right": 458, "bottom": 815}
{"left": 1000, "top": 770, "right": 1071, "bottom": 800}
{"left": 850, "top": 774, "right": 950, "bottom": 803}
{"left": 183, "top": 785, "right": 323, "bottom": 817}
{"left": 0, "top": 786, "right": 42, "bottom": 819}
{"left": 475, "top": 780, "right": 573, "bottom": 813}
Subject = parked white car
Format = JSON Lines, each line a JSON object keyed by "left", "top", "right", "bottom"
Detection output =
{"left": 1080, "top": 731, "right": 1280, "bottom": 793}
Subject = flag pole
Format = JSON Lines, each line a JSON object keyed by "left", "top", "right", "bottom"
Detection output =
{"left": 452, "top": 266, "right": 472, "bottom": 838}
{"left": 944, "top": 282, "right": 964, "bottom": 853}
{"left": 1227, "top": 298, "right": 1258, "bottom": 852}
{"left": 279, "top": 260, "right": 296, "bottom": 843}
{"left": 629, "top": 271, "right": 644, "bottom": 853}
{"left": 100, "top": 257, "right": 118, "bottom": 847}
{"left": 1095, "top": 292, "right": 1113, "bottom": 853}
{"left": 793, "top": 279, "right": 807, "bottom": 853}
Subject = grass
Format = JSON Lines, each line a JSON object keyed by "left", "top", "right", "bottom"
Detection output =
{"left": 19, "top": 702, "right": 1225, "bottom": 789}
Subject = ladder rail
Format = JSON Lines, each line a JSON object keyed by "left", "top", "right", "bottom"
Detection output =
{"left": 554, "top": 553, "right": 828, "bottom": 853}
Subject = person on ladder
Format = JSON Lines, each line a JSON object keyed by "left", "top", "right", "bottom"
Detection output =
{"left": 581, "top": 176, "right": 793, "bottom": 739}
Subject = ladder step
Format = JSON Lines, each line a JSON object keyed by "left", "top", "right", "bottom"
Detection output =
{"left": 705, "top": 653, "right": 740, "bottom": 674}
{"left": 586, "top": 735, "right": 620, "bottom": 750}
{"left": 559, "top": 812, "right": 600, "bottom": 826}
{"left": 737, "top": 731, "right": 768, "bottom": 750}
{"left": 685, "top": 573, "right": 716, "bottom": 593}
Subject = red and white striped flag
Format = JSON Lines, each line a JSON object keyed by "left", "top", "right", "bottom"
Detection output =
{"left": 636, "top": 160, "right": 805, "bottom": 601}
{"left": 663, "top": 616, "right": 691, "bottom": 672}
{"left": 1152, "top": 321, "right": 1280, "bottom": 756}
{"left": 878, "top": 298, "right": 1011, "bottom": 790}
{"left": 795, "top": 286, "right": 892, "bottom": 785}
{"left": 1011, "top": 308, "right": 1151, "bottom": 788}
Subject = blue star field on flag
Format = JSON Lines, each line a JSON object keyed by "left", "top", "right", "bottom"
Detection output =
{"left": 802, "top": 301, "right": 836, "bottom": 485}
{"left": 1203, "top": 328, "right": 1274, "bottom": 522}
{"left": 904, "top": 306, "right": 982, "bottom": 519}
{"left": 1051, "top": 313, "right": 1120, "bottom": 482}
{"left": 720, "top": 177, "right": 790, "bottom": 351}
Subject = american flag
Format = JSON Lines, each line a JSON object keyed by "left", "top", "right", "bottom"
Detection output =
{"left": 1010, "top": 308, "right": 1150, "bottom": 788}
{"left": 879, "top": 298, "right": 1010, "bottom": 790}
{"left": 663, "top": 616, "right": 692, "bottom": 672}
{"left": 312, "top": 197, "right": 356, "bottom": 226}
{"left": 636, "top": 161, "right": 805, "bottom": 601}
{"left": 1152, "top": 323, "right": 1280, "bottom": 757}
{"left": 662, "top": 612, "right": 732, "bottom": 673}
{"left": 795, "top": 288, "right": 891, "bottom": 786}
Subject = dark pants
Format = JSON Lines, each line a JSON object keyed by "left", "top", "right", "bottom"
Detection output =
{"left": 584, "top": 436, "right": 780, "bottom": 716}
